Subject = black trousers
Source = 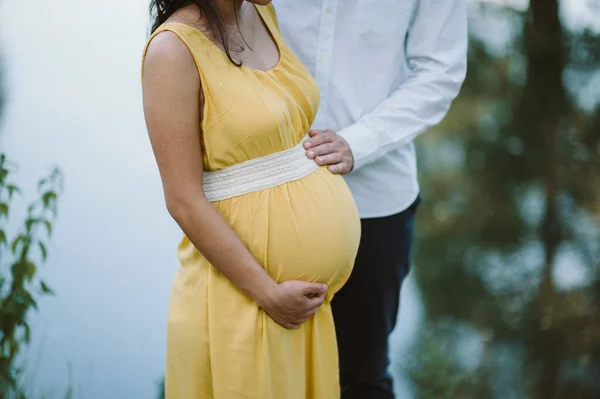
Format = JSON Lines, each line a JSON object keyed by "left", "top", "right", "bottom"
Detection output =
{"left": 332, "top": 197, "right": 420, "bottom": 399}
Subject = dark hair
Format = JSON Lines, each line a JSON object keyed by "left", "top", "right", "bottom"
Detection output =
{"left": 149, "top": 0, "right": 243, "bottom": 65}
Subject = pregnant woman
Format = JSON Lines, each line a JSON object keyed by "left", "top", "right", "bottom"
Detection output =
{"left": 141, "top": 0, "right": 360, "bottom": 398}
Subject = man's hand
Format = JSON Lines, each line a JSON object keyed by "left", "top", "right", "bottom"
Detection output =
{"left": 259, "top": 280, "right": 328, "bottom": 329}
{"left": 304, "top": 129, "right": 354, "bottom": 174}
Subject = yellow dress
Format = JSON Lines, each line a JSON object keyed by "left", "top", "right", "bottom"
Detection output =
{"left": 143, "top": 5, "right": 360, "bottom": 398}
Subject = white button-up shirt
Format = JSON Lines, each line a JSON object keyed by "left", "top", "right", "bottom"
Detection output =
{"left": 275, "top": 0, "right": 468, "bottom": 218}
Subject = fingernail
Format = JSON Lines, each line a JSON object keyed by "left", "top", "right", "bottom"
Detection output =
{"left": 304, "top": 142, "right": 312, "bottom": 149}
{"left": 316, "top": 157, "right": 322, "bottom": 164}
{"left": 329, "top": 165, "right": 336, "bottom": 172}
{"left": 307, "top": 151, "right": 315, "bottom": 158}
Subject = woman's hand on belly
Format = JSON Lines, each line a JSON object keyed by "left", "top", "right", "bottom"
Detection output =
{"left": 259, "top": 280, "right": 328, "bottom": 329}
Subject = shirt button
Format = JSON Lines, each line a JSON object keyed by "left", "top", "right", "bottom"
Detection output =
{"left": 327, "top": 6, "right": 334, "bottom": 13}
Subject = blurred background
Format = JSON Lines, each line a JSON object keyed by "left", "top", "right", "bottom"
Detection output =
{"left": 0, "top": 0, "right": 598, "bottom": 398}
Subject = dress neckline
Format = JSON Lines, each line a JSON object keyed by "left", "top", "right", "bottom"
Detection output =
{"left": 165, "top": 4, "right": 283, "bottom": 74}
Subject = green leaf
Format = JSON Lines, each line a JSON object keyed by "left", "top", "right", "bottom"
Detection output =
{"left": 24, "top": 261, "right": 37, "bottom": 281}
{"left": 11, "top": 235, "right": 28, "bottom": 255}
{"left": 42, "top": 191, "right": 57, "bottom": 209}
{"left": 38, "top": 178, "right": 48, "bottom": 190}
{"left": 23, "top": 321, "right": 31, "bottom": 344}
{"left": 12, "top": 260, "right": 37, "bottom": 282}
{"left": 0, "top": 202, "right": 8, "bottom": 218}
{"left": 42, "top": 220, "right": 53, "bottom": 238}
{"left": 38, "top": 241, "right": 48, "bottom": 261}
{"left": 9, "top": 337, "right": 19, "bottom": 357}
{"left": 6, "top": 184, "right": 21, "bottom": 199}
{"left": 0, "top": 229, "right": 6, "bottom": 246}
{"left": 40, "top": 280, "right": 55, "bottom": 296}
{"left": 0, "top": 167, "right": 8, "bottom": 183}
{"left": 25, "top": 218, "right": 38, "bottom": 233}
{"left": 18, "top": 288, "right": 38, "bottom": 310}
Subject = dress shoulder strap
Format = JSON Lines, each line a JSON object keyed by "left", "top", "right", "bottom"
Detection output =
{"left": 141, "top": 22, "right": 231, "bottom": 83}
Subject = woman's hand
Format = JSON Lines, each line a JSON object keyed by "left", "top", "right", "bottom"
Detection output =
{"left": 258, "top": 280, "right": 328, "bottom": 329}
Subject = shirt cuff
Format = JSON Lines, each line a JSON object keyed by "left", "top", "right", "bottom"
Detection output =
{"left": 338, "top": 122, "right": 378, "bottom": 171}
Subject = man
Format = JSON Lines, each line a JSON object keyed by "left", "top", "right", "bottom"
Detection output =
{"left": 275, "top": 1, "right": 468, "bottom": 398}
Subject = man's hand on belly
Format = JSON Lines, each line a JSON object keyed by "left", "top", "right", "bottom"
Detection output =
{"left": 259, "top": 280, "right": 328, "bottom": 329}
{"left": 304, "top": 129, "right": 354, "bottom": 174}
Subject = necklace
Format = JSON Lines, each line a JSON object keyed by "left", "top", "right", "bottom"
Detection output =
{"left": 231, "top": 3, "right": 257, "bottom": 54}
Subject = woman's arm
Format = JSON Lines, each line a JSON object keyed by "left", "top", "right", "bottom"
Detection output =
{"left": 142, "top": 32, "right": 326, "bottom": 329}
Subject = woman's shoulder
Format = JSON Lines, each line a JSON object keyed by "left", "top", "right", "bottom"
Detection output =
{"left": 143, "top": 6, "right": 205, "bottom": 69}
{"left": 142, "top": 29, "right": 197, "bottom": 83}
{"left": 145, "top": 30, "right": 189, "bottom": 61}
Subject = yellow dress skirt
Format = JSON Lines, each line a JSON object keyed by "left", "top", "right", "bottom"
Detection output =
{"left": 168, "top": 167, "right": 360, "bottom": 398}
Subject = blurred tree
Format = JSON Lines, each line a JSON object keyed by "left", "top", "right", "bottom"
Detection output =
{"left": 407, "top": 0, "right": 600, "bottom": 397}
{"left": 405, "top": 320, "right": 493, "bottom": 399}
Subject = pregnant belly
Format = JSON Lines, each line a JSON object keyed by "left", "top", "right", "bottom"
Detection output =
{"left": 215, "top": 167, "right": 361, "bottom": 294}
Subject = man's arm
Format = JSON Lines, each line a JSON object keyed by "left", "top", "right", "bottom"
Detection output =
{"left": 306, "top": 0, "right": 468, "bottom": 173}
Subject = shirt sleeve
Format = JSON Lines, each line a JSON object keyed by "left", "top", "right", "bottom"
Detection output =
{"left": 338, "top": 0, "right": 468, "bottom": 171}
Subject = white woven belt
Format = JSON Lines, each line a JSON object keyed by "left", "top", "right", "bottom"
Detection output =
{"left": 203, "top": 136, "right": 319, "bottom": 202}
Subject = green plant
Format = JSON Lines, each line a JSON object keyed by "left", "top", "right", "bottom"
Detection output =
{"left": 156, "top": 376, "right": 165, "bottom": 399}
{"left": 0, "top": 153, "right": 63, "bottom": 396}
